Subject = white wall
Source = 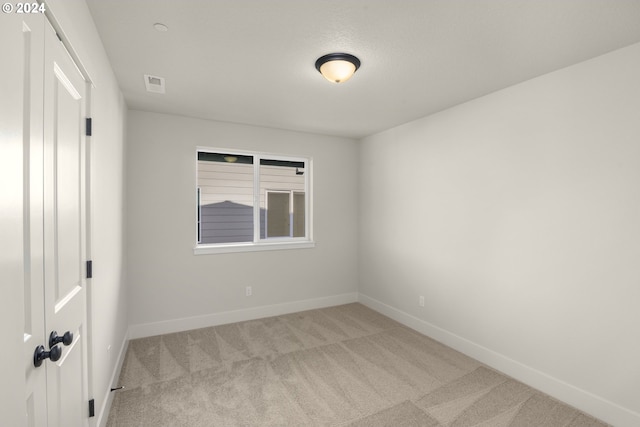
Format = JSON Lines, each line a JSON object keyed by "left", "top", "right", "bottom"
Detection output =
{"left": 359, "top": 42, "right": 640, "bottom": 426}
{"left": 47, "top": 1, "right": 128, "bottom": 425}
{"left": 126, "top": 111, "right": 359, "bottom": 335}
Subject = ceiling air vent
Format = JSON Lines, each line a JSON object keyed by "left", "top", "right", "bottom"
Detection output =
{"left": 144, "top": 74, "right": 165, "bottom": 94}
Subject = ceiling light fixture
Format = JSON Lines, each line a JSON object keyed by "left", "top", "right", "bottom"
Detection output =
{"left": 315, "top": 53, "right": 361, "bottom": 83}
{"left": 223, "top": 155, "right": 238, "bottom": 163}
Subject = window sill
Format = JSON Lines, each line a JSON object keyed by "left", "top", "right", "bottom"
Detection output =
{"left": 193, "top": 240, "right": 315, "bottom": 255}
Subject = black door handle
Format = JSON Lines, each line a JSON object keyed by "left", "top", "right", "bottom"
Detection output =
{"left": 49, "top": 330, "right": 73, "bottom": 348}
{"left": 33, "top": 345, "right": 61, "bottom": 367}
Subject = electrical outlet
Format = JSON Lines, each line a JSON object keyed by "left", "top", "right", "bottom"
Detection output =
{"left": 246, "top": 286, "right": 252, "bottom": 297}
{"left": 419, "top": 295, "right": 425, "bottom": 307}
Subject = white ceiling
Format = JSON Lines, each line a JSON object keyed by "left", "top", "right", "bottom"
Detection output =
{"left": 86, "top": 0, "right": 640, "bottom": 139}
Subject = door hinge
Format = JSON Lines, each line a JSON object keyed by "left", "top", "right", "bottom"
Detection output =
{"left": 86, "top": 118, "right": 92, "bottom": 136}
{"left": 86, "top": 260, "right": 93, "bottom": 279}
{"left": 88, "top": 399, "right": 95, "bottom": 417}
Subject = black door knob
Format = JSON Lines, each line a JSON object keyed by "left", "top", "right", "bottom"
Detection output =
{"left": 49, "top": 330, "right": 73, "bottom": 348}
{"left": 33, "top": 345, "right": 62, "bottom": 367}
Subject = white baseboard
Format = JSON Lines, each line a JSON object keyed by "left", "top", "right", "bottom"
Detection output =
{"left": 358, "top": 293, "right": 640, "bottom": 427}
{"left": 128, "top": 292, "right": 359, "bottom": 339}
{"left": 97, "top": 331, "right": 129, "bottom": 427}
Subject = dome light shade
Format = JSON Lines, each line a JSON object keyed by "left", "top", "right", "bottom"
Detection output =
{"left": 315, "top": 53, "right": 361, "bottom": 83}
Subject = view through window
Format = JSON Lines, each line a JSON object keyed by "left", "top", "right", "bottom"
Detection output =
{"left": 197, "top": 150, "right": 309, "bottom": 246}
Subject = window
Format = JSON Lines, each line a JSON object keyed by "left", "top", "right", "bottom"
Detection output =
{"left": 195, "top": 149, "right": 313, "bottom": 254}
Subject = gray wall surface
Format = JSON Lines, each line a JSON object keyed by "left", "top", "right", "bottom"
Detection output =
{"left": 126, "top": 110, "right": 359, "bottom": 326}
{"left": 359, "top": 42, "right": 640, "bottom": 425}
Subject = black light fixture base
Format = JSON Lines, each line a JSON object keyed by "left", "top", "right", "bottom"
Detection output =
{"left": 315, "top": 53, "right": 361, "bottom": 73}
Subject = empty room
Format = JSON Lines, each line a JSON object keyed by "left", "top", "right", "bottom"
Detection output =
{"left": 2, "top": 0, "right": 639, "bottom": 426}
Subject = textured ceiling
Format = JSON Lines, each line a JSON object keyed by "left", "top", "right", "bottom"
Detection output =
{"left": 86, "top": 0, "right": 640, "bottom": 139}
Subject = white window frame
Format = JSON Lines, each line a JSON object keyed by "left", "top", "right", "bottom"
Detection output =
{"left": 196, "top": 187, "right": 202, "bottom": 244}
{"left": 194, "top": 147, "right": 314, "bottom": 255}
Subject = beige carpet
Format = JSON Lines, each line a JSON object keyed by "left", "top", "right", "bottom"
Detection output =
{"left": 107, "top": 303, "right": 609, "bottom": 426}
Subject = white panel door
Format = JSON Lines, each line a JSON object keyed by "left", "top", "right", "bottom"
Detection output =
{"left": 2, "top": 13, "right": 89, "bottom": 427}
{"left": 43, "top": 20, "right": 90, "bottom": 427}
{"left": 1, "top": 13, "right": 47, "bottom": 427}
